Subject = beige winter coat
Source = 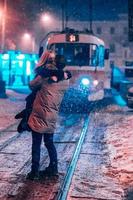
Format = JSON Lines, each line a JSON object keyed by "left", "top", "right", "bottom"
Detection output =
{"left": 28, "top": 75, "right": 69, "bottom": 133}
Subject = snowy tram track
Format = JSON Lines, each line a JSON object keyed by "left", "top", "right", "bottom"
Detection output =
{"left": 0, "top": 122, "right": 22, "bottom": 151}
{"left": 1, "top": 93, "right": 131, "bottom": 200}
{"left": 56, "top": 116, "right": 89, "bottom": 200}
{"left": 0, "top": 114, "right": 88, "bottom": 200}
{"left": 0, "top": 91, "right": 132, "bottom": 200}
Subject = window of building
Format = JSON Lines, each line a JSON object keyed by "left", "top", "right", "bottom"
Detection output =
{"left": 110, "top": 27, "right": 115, "bottom": 34}
{"left": 109, "top": 44, "right": 115, "bottom": 53}
{"left": 123, "top": 27, "right": 128, "bottom": 34}
{"left": 96, "top": 27, "right": 102, "bottom": 34}
{"left": 124, "top": 50, "right": 128, "bottom": 58}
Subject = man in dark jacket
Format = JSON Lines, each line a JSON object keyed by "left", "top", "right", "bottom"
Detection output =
{"left": 26, "top": 53, "right": 70, "bottom": 180}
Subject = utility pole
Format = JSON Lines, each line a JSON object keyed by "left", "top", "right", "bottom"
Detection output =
{"left": 64, "top": 0, "right": 68, "bottom": 28}
{"left": 61, "top": 3, "right": 65, "bottom": 31}
{"left": 1, "top": 0, "right": 7, "bottom": 51}
{"left": 89, "top": 0, "right": 93, "bottom": 33}
{"left": 0, "top": 0, "right": 7, "bottom": 98}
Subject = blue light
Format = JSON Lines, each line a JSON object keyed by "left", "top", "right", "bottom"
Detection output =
{"left": 26, "top": 61, "right": 31, "bottom": 75}
{"left": 18, "top": 61, "right": 23, "bottom": 68}
{"left": 81, "top": 78, "right": 90, "bottom": 86}
{"left": 2, "top": 54, "right": 9, "bottom": 60}
{"left": 16, "top": 54, "right": 25, "bottom": 60}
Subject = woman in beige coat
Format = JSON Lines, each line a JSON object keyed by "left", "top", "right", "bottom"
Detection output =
{"left": 27, "top": 53, "right": 70, "bottom": 180}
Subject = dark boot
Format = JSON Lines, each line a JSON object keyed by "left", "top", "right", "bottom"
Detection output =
{"left": 26, "top": 170, "right": 39, "bottom": 181}
{"left": 39, "top": 164, "right": 58, "bottom": 179}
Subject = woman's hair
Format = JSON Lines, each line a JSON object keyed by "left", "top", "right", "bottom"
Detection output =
{"left": 34, "top": 51, "right": 56, "bottom": 74}
{"left": 36, "top": 51, "right": 50, "bottom": 68}
{"left": 55, "top": 55, "right": 66, "bottom": 69}
{"left": 35, "top": 52, "right": 66, "bottom": 74}
{"left": 36, "top": 50, "right": 55, "bottom": 68}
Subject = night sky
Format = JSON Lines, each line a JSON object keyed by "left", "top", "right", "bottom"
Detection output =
{"left": 8, "top": 0, "right": 128, "bottom": 21}
{"left": 0, "top": 0, "right": 128, "bottom": 50}
{"left": 48, "top": 0, "right": 128, "bottom": 20}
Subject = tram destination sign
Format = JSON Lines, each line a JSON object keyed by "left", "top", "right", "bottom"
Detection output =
{"left": 66, "top": 33, "right": 79, "bottom": 42}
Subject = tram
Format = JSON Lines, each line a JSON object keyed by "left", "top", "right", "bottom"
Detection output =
{"left": 39, "top": 29, "right": 109, "bottom": 101}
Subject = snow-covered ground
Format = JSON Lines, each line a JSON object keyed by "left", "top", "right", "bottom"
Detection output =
{"left": 0, "top": 89, "right": 132, "bottom": 199}
{"left": 0, "top": 90, "right": 26, "bottom": 131}
{"left": 67, "top": 103, "right": 133, "bottom": 200}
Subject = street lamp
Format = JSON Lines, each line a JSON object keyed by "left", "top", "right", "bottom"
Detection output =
{"left": 0, "top": 10, "right": 3, "bottom": 18}
{"left": 40, "top": 13, "right": 55, "bottom": 31}
{"left": 41, "top": 13, "right": 51, "bottom": 24}
{"left": 23, "top": 33, "right": 31, "bottom": 40}
{"left": 22, "top": 33, "right": 36, "bottom": 53}
{"left": 1, "top": 0, "right": 7, "bottom": 51}
{"left": 0, "top": 1, "right": 7, "bottom": 98}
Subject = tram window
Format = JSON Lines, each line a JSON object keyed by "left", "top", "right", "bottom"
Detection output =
{"left": 98, "top": 45, "right": 105, "bottom": 67}
{"left": 110, "top": 27, "right": 115, "bottom": 34}
{"left": 48, "top": 43, "right": 103, "bottom": 67}
{"left": 109, "top": 44, "right": 115, "bottom": 53}
{"left": 89, "top": 45, "right": 98, "bottom": 66}
{"left": 123, "top": 27, "right": 128, "bottom": 34}
{"left": 74, "top": 45, "right": 89, "bottom": 66}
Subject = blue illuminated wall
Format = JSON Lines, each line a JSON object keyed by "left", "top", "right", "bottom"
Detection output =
{"left": 0, "top": 50, "right": 38, "bottom": 86}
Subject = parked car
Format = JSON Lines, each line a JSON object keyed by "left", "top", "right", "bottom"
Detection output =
{"left": 127, "top": 86, "right": 133, "bottom": 108}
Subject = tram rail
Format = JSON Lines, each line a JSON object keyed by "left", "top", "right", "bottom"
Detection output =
{"left": 0, "top": 114, "right": 89, "bottom": 200}
{"left": 0, "top": 90, "right": 129, "bottom": 200}
{"left": 56, "top": 115, "right": 89, "bottom": 200}
{"left": 0, "top": 122, "right": 21, "bottom": 151}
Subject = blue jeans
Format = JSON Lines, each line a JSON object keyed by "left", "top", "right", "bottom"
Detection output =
{"left": 31, "top": 131, "right": 57, "bottom": 172}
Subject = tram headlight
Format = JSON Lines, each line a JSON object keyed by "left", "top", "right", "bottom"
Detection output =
{"left": 93, "top": 80, "right": 99, "bottom": 86}
{"left": 81, "top": 78, "right": 90, "bottom": 87}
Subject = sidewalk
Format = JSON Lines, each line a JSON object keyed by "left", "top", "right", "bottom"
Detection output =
{"left": 0, "top": 89, "right": 27, "bottom": 131}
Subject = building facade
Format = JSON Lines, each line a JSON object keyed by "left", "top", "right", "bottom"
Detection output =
{"left": 51, "top": 14, "right": 132, "bottom": 68}
{"left": 92, "top": 14, "right": 132, "bottom": 67}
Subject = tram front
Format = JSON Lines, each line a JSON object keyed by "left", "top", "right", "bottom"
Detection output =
{"left": 40, "top": 29, "right": 109, "bottom": 102}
